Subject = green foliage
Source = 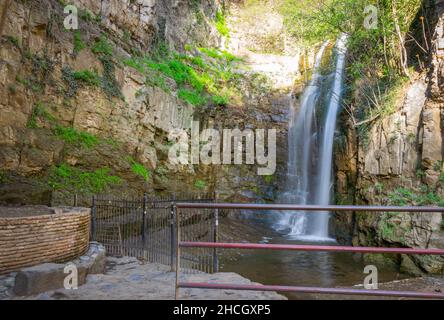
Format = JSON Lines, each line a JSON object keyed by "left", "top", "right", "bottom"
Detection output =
{"left": 264, "top": 175, "right": 274, "bottom": 184}
{"left": 27, "top": 102, "right": 55, "bottom": 128}
{"left": 215, "top": 10, "right": 230, "bottom": 37}
{"left": 211, "top": 94, "right": 229, "bottom": 107}
{"left": 91, "top": 35, "right": 122, "bottom": 99}
{"left": 433, "top": 161, "right": 443, "bottom": 172}
{"left": 100, "top": 56, "right": 123, "bottom": 99}
{"left": 17, "top": 52, "right": 54, "bottom": 93}
{"left": 388, "top": 187, "right": 444, "bottom": 207}
{"left": 178, "top": 89, "right": 206, "bottom": 106}
{"left": 91, "top": 36, "right": 113, "bottom": 57}
{"left": 61, "top": 66, "right": 79, "bottom": 97}
{"left": 122, "top": 29, "right": 131, "bottom": 43}
{"left": 127, "top": 157, "right": 150, "bottom": 182}
{"left": 378, "top": 217, "right": 396, "bottom": 239}
{"left": 279, "top": 0, "right": 423, "bottom": 126}
{"left": 62, "top": 67, "right": 101, "bottom": 97}
{"left": 5, "top": 35, "right": 19, "bottom": 47}
{"left": 123, "top": 45, "right": 242, "bottom": 107}
{"left": 48, "top": 163, "right": 121, "bottom": 195}
{"left": 375, "top": 182, "right": 384, "bottom": 193}
{"left": 194, "top": 179, "right": 206, "bottom": 190}
{"left": 73, "top": 31, "right": 86, "bottom": 54}
{"left": 53, "top": 125, "right": 99, "bottom": 148}
{"left": 0, "top": 170, "right": 9, "bottom": 184}
{"left": 72, "top": 69, "right": 100, "bottom": 86}
{"left": 78, "top": 9, "right": 99, "bottom": 23}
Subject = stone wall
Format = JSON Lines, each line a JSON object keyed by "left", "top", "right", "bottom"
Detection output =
{"left": 334, "top": 0, "right": 444, "bottom": 274}
{"left": 0, "top": 207, "right": 90, "bottom": 274}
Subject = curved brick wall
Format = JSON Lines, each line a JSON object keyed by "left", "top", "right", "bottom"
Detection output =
{"left": 0, "top": 207, "right": 90, "bottom": 274}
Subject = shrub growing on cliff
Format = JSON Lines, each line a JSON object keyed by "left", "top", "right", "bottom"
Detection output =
{"left": 194, "top": 179, "right": 206, "bottom": 190}
{"left": 215, "top": 10, "right": 230, "bottom": 38}
{"left": 127, "top": 157, "right": 150, "bottom": 182}
{"left": 388, "top": 187, "right": 444, "bottom": 207}
{"left": 123, "top": 45, "right": 243, "bottom": 108}
{"left": 48, "top": 164, "right": 122, "bottom": 195}
{"left": 178, "top": 89, "right": 207, "bottom": 107}
{"left": 53, "top": 125, "right": 99, "bottom": 149}
{"left": 73, "top": 31, "right": 86, "bottom": 54}
{"left": 72, "top": 70, "right": 100, "bottom": 86}
{"left": 27, "top": 102, "right": 56, "bottom": 129}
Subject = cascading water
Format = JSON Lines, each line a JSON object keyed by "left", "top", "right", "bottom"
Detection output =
{"left": 313, "top": 34, "right": 348, "bottom": 238}
{"left": 276, "top": 34, "right": 348, "bottom": 240}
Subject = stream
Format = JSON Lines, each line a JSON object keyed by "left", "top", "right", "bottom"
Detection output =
{"left": 219, "top": 218, "right": 407, "bottom": 300}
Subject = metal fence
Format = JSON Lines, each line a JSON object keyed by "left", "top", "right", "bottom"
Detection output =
{"left": 84, "top": 193, "right": 218, "bottom": 273}
{"left": 174, "top": 203, "right": 444, "bottom": 300}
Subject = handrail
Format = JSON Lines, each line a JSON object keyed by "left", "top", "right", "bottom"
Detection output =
{"left": 179, "top": 241, "right": 444, "bottom": 255}
{"left": 178, "top": 282, "right": 444, "bottom": 299}
{"left": 174, "top": 203, "right": 444, "bottom": 300}
{"left": 175, "top": 202, "right": 444, "bottom": 212}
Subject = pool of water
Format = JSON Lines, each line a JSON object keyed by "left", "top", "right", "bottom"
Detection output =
{"left": 219, "top": 221, "right": 406, "bottom": 300}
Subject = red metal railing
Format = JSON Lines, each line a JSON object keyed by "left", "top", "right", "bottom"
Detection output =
{"left": 174, "top": 203, "right": 444, "bottom": 300}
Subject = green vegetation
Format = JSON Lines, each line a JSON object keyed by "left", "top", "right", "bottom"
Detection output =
{"left": 123, "top": 44, "right": 242, "bottom": 107}
{"left": 264, "top": 175, "right": 274, "bottom": 184}
{"left": 5, "top": 35, "right": 19, "bottom": 47}
{"left": 72, "top": 69, "right": 100, "bottom": 86}
{"left": 27, "top": 102, "right": 56, "bottom": 128}
{"left": 48, "top": 163, "right": 121, "bottom": 195}
{"left": 194, "top": 179, "right": 206, "bottom": 190}
{"left": 276, "top": 0, "right": 423, "bottom": 127}
{"left": 62, "top": 67, "right": 100, "bottom": 97}
{"left": 378, "top": 216, "right": 397, "bottom": 239}
{"left": 78, "top": 8, "right": 100, "bottom": 23}
{"left": 215, "top": 10, "right": 230, "bottom": 38}
{"left": 73, "top": 31, "right": 86, "bottom": 54}
{"left": 387, "top": 187, "right": 444, "bottom": 207}
{"left": 178, "top": 89, "right": 207, "bottom": 107}
{"left": 53, "top": 125, "right": 99, "bottom": 149}
{"left": 89, "top": 35, "right": 122, "bottom": 99}
{"left": 128, "top": 157, "right": 150, "bottom": 182}
{"left": 16, "top": 52, "right": 54, "bottom": 94}
{"left": 61, "top": 67, "right": 79, "bottom": 97}
{"left": 91, "top": 35, "right": 114, "bottom": 57}
{"left": 0, "top": 170, "right": 8, "bottom": 184}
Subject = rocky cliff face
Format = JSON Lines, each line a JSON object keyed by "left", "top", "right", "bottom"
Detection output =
{"left": 0, "top": 0, "right": 296, "bottom": 205}
{"left": 335, "top": 0, "right": 444, "bottom": 274}
{"left": 0, "top": 0, "right": 220, "bottom": 204}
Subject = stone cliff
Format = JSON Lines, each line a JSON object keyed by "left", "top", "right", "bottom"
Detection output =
{"left": 335, "top": 0, "right": 444, "bottom": 274}
{"left": 0, "top": 0, "right": 297, "bottom": 204}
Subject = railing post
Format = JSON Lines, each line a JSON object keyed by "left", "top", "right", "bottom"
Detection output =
{"left": 73, "top": 194, "right": 78, "bottom": 207}
{"left": 170, "top": 199, "right": 176, "bottom": 271}
{"left": 91, "top": 195, "right": 96, "bottom": 241}
{"left": 175, "top": 204, "right": 181, "bottom": 300}
{"left": 213, "top": 192, "right": 219, "bottom": 273}
{"left": 141, "top": 193, "right": 147, "bottom": 248}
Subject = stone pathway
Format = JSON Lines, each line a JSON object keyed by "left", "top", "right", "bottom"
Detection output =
{"left": 5, "top": 257, "right": 286, "bottom": 300}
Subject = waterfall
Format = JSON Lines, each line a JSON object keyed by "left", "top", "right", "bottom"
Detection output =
{"left": 313, "top": 34, "right": 348, "bottom": 238}
{"left": 276, "top": 34, "right": 348, "bottom": 241}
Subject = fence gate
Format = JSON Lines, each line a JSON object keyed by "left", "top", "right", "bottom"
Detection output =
{"left": 89, "top": 193, "right": 218, "bottom": 273}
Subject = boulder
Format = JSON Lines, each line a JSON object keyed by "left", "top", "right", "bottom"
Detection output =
{"left": 14, "top": 263, "right": 87, "bottom": 296}
{"left": 13, "top": 242, "right": 106, "bottom": 296}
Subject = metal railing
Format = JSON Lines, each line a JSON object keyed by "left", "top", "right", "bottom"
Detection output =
{"left": 174, "top": 203, "right": 444, "bottom": 300}
{"left": 85, "top": 193, "right": 218, "bottom": 272}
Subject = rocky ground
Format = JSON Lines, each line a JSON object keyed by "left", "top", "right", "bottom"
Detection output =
{"left": 308, "top": 277, "right": 444, "bottom": 300}
{"left": 1, "top": 256, "right": 286, "bottom": 300}
{"left": 2, "top": 255, "right": 444, "bottom": 300}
